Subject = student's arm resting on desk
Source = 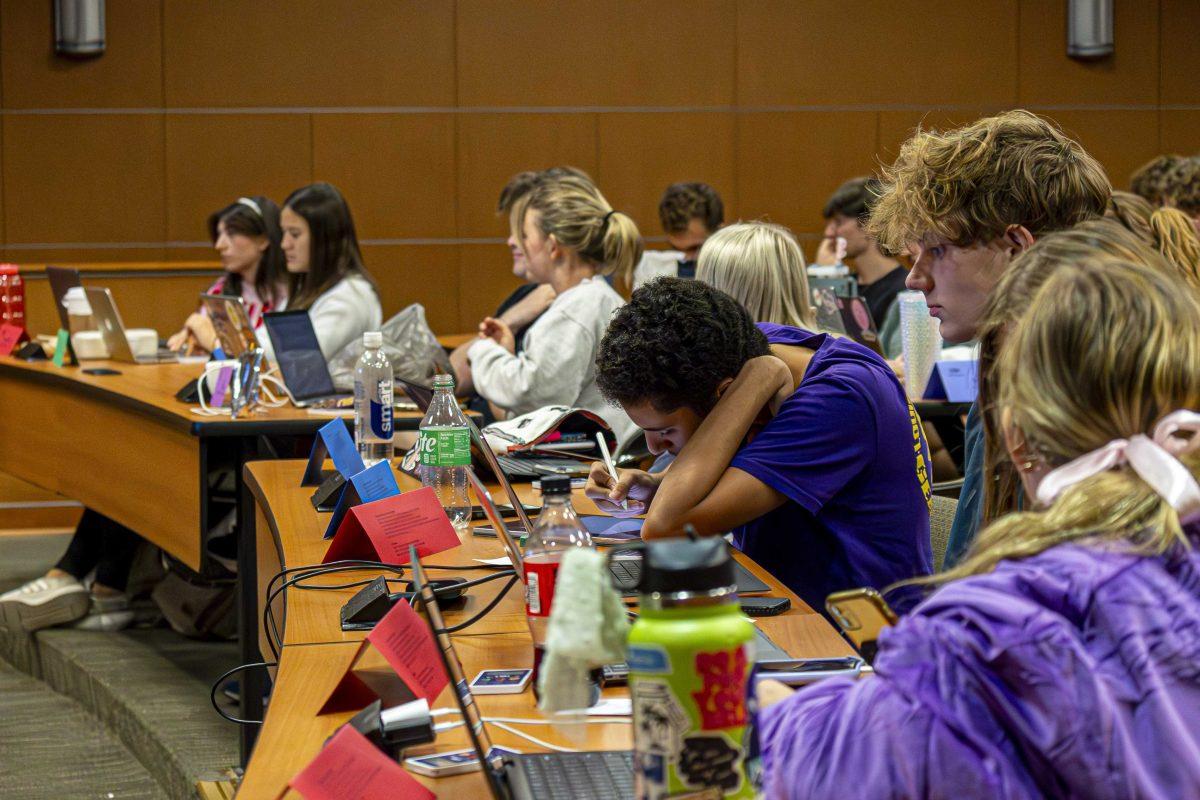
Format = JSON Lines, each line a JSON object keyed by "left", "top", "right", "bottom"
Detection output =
{"left": 642, "top": 356, "right": 793, "bottom": 538}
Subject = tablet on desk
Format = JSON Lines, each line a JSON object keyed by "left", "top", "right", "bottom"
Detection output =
{"left": 262, "top": 310, "right": 350, "bottom": 408}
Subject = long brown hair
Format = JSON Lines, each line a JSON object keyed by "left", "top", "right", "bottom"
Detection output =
{"left": 978, "top": 218, "right": 1184, "bottom": 524}
{"left": 282, "top": 182, "right": 380, "bottom": 310}
{"left": 206, "top": 196, "right": 287, "bottom": 307}
{"left": 940, "top": 259, "right": 1200, "bottom": 583}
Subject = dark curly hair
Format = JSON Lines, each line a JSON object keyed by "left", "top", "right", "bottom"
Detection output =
{"left": 597, "top": 278, "right": 769, "bottom": 414}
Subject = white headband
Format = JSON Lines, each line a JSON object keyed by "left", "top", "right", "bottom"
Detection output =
{"left": 1036, "top": 410, "right": 1200, "bottom": 516}
{"left": 236, "top": 197, "right": 263, "bottom": 218}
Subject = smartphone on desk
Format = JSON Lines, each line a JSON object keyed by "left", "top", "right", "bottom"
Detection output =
{"left": 470, "top": 503, "right": 538, "bottom": 521}
{"left": 825, "top": 587, "right": 898, "bottom": 664}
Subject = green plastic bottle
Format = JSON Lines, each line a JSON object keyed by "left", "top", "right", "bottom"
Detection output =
{"left": 626, "top": 538, "right": 759, "bottom": 799}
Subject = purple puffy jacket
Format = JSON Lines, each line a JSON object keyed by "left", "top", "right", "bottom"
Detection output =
{"left": 760, "top": 515, "right": 1200, "bottom": 799}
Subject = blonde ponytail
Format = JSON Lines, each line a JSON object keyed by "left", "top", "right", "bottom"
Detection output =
{"left": 600, "top": 211, "right": 643, "bottom": 295}
{"left": 521, "top": 179, "right": 643, "bottom": 293}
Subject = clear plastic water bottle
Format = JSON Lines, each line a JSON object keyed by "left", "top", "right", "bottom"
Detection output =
{"left": 354, "top": 331, "right": 394, "bottom": 466}
{"left": 417, "top": 374, "right": 471, "bottom": 528}
{"left": 523, "top": 475, "right": 597, "bottom": 701}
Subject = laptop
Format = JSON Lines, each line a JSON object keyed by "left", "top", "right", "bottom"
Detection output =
{"left": 261, "top": 310, "right": 350, "bottom": 407}
{"left": 46, "top": 266, "right": 83, "bottom": 330}
{"left": 200, "top": 293, "right": 260, "bottom": 358}
{"left": 410, "top": 550, "right": 635, "bottom": 799}
{"left": 84, "top": 287, "right": 181, "bottom": 364}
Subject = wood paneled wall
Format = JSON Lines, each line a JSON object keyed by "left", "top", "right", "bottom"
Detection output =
{"left": 1, "top": 0, "right": 1198, "bottom": 339}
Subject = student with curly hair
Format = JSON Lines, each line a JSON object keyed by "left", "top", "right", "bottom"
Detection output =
{"left": 586, "top": 277, "right": 932, "bottom": 613}
{"left": 1130, "top": 153, "right": 1185, "bottom": 206}
{"left": 869, "top": 110, "right": 1111, "bottom": 566}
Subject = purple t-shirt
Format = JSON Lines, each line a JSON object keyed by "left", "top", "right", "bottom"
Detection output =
{"left": 728, "top": 324, "right": 932, "bottom": 613}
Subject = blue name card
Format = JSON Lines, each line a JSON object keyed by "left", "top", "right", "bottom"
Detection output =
{"left": 324, "top": 459, "right": 402, "bottom": 540}
{"left": 302, "top": 419, "right": 366, "bottom": 487}
{"left": 923, "top": 360, "right": 978, "bottom": 403}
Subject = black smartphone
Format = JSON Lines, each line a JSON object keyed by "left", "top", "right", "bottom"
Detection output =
{"left": 82, "top": 367, "right": 122, "bottom": 376}
{"left": 470, "top": 503, "right": 537, "bottom": 521}
{"left": 739, "top": 596, "right": 791, "bottom": 616}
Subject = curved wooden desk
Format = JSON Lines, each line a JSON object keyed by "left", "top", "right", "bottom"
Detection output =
{"left": 0, "top": 355, "right": 433, "bottom": 763}
{"left": 0, "top": 356, "right": 428, "bottom": 569}
{"left": 240, "top": 459, "right": 855, "bottom": 799}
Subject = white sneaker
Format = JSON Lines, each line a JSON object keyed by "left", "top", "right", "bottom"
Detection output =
{"left": 0, "top": 575, "right": 90, "bottom": 631}
{"left": 71, "top": 593, "right": 134, "bottom": 632}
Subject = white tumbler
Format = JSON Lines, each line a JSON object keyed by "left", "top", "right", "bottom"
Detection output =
{"left": 899, "top": 291, "right": 942, "bottom": 399}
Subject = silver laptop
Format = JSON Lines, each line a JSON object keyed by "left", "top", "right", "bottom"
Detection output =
{"left": 84, "top": 287, "right": 179, "bottom": 364}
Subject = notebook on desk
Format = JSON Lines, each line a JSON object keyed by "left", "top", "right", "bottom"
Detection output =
{"left": 410, "top": 551, "right": 635, "bottom": 800}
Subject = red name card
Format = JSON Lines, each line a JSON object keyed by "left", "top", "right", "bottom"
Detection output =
{"left": 0, "top": 323, "right": 25, "bottom": 356}
{"left": 367, "top": 592, "right": 448, "bottom": 702}
{"left": 290, "top": 725, "right": 434, "bottom": 800}
{"left": 323, "top": 486, "right": 461, "bottom": 564}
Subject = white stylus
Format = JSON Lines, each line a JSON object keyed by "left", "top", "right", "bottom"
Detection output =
{"left": 596, "top": 432, "right": 629, "bottom": 511}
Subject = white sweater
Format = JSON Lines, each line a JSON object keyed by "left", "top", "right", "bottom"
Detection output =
{"left": 257, "top": 273, "right": 383, "bottom": 362}
{"left": 467, "top": 278, "right": 638, "bottom": 447}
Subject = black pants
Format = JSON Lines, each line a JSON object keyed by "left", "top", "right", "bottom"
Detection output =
{"left": 54, "top": 509, "right": 140, "bottom": 592}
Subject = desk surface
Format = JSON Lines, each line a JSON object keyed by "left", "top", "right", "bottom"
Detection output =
{"left": 0, "top": 356, "right": 431, "bottom": 436}
{"left": 0, "top": 357, "right": 428, "bottom": 569}
{"left": 239, "top": 459, "right": 854, "bottom": 799}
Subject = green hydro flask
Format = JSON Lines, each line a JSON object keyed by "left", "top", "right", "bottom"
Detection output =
{"left": 626, "top": 538, "right": 759, "bottom": 799}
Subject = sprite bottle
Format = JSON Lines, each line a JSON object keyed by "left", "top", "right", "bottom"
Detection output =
{"left": 417, "top": 374, "right": 471, "bottom": 528}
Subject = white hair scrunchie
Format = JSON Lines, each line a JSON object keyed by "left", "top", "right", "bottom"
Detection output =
{"left": 1035, "top": 410, "right": 1200, "bottom": 516}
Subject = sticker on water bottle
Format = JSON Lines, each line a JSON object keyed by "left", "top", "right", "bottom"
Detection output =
{"left": 627, "top": 645, "right": 671, "bottom": 674}
{"left": 369, "top": 380, "right": 393, "bottom": 438}
{"left": 418, "top": 426, "right": 471, "bottom": 467}
{"left": 523, "top": 560, "right": 557, "bottom": 617}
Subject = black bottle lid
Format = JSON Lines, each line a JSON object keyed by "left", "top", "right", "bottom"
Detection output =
{"left": 637, "top": 537, "right": 735, "bottom": 595}
{"left": 539, "top": 475, "right": 572, "bottom": 496}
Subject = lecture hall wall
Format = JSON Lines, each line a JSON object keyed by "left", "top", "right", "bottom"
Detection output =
{"left": 3, "top": 0, "right": 1200, "bottom": 337}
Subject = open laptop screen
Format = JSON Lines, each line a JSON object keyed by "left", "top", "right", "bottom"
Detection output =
{"left": 262, "top": 310, "right": 339, "bottom": 402}
{"left": 411, "top": 552, "right": 507, "bottom": 799}
{"left": 201, "top": 293, "right": 258, "bottom": 357}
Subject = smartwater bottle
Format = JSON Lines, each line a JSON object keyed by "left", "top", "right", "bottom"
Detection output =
{"left": 354, "top": 331, "right": 394, "bottom": 466}
{"left": 417, "top": 374, "right": 471, "bottom": 528}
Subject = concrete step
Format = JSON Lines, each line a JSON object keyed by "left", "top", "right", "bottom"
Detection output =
{"left": 0, "top": 658, "right": 167, "bottom": 800}
{"left": 0, "top": 532, "right": 241, "bottom": 799}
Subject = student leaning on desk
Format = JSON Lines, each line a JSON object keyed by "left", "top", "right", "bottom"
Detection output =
{"left": 754, "top": 260, "right": 1200, "bottom": 799}
{"left": 585, "top": 277, "right": 932, "bottom": 616}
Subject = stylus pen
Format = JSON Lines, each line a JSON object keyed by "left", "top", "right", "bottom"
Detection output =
{"left": 596, "top": 432, "right": 629, "bottom": 511}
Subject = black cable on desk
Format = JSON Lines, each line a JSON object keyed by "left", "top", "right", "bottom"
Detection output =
{"left": 262, "top": 563, "right": 519, "bottom": 657}
{"left": 437, "top": 574, "right": 521, "bottom": 634}
{"left": 210, "top": 661, "right": 277, "bottom": 726}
